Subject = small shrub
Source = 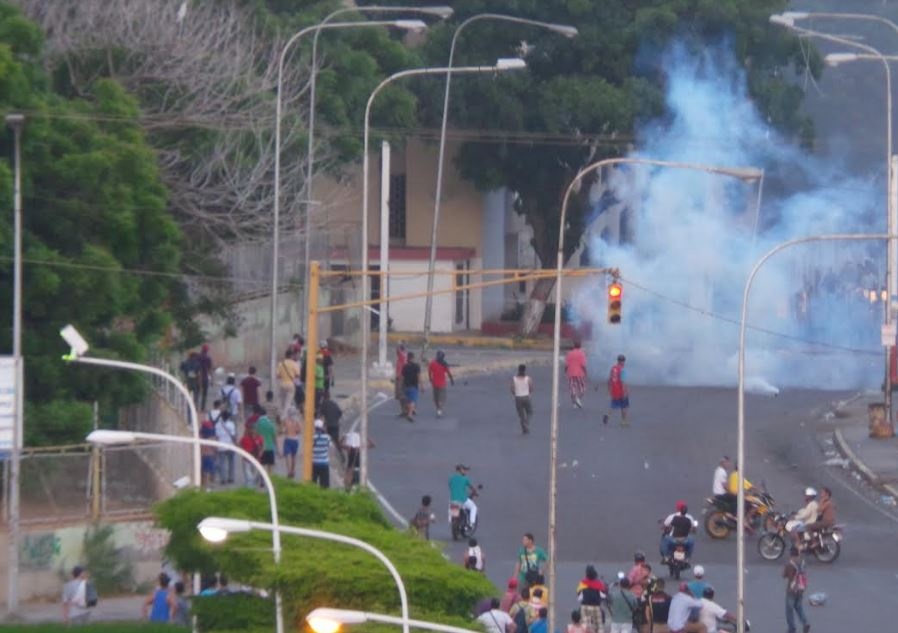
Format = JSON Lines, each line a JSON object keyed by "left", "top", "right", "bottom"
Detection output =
{"left": 82, "top": 523, "right": 134, "bottom": 593}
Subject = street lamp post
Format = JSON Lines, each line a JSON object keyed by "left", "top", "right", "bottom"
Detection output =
{"left": 548, "top": 158, "right": 763, "bottom": 633}
{"left": 302, "top": 6, "right": 453, "bottom": 334}
{"left": 736, "top": 233, "right": 893, "bottom": 633}
{"left": 421, "top": 14, "right": 578, "bottom": 360}
{"left": 358, "top": 59, "right": 527, "bottom": 487}
{"left": 198, "top": 517, "right": 409, "bottom": 633}
{"left": 268, "top": 18, "right": 428, "bottom": 392}
{"left": 770, "top": 13, "right": 897, "bottom": 429}
{"left": 5, "top": 111, "right": 24, "bottom": 617}
{"left": 86, "top": 430, "right": 285, "bottom": 633}
{"left": 307, "top": 607, "right": 478, "bottom": 633}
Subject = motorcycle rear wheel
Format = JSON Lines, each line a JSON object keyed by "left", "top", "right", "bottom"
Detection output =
{"left": 813, "top": 535, "right": 840, "bottom": 563}
{"left": 450, "top": 517, "right": 460, "bottom": 541}
{"left": 704, "top": 510, "right": 731, "bottom": 539}
{"left": 757, "top": 533, "right": 785, "bottom": 561}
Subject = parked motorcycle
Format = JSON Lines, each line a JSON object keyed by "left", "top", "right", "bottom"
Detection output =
{"left": 449, "top": 485, "right": 481, "bottom": 541}
{"left": 757, "top": 512, "right": 843, "bottom": 563}
{"left": 703, "top": 485, "right": 775, "bottom": 539}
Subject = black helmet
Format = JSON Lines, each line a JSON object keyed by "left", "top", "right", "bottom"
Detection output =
{"left": 634, "top": 551, "right": 645, "bottom": 562}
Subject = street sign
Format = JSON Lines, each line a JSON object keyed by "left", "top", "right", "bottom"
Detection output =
{"left": 0, "top": 356, "right": 18, "bottom": 458}
{"left": 882, "top": 323, "right": 897, "bottom": 347}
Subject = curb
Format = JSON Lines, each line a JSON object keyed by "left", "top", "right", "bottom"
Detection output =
{"left": 832, "top": 428, "right": 898, "bottom": 498}
{"left": 386, "top": 331, "right": 560, "bottom": 350}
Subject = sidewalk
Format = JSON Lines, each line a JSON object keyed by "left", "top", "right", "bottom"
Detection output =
{"left": 831, "top": 393, "right": 898, "bottom": 498}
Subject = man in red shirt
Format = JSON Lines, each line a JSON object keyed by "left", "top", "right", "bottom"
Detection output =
{"left": 395, "top": 342, "right": 408, "bottom": 416}
{"left": 603, "top": 354, "right": 630, "bottom": 426}
{"left": 428, "top": 350, "right": 454, "bottom": 418}
{"left": 240, "top": 366, "right": 261, "bottom": 409}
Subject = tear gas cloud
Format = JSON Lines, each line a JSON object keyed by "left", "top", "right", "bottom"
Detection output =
{"left": 573, "top": 43, "right": 884, "bottom": 390}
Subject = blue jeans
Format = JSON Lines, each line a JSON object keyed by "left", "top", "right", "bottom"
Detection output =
{"left": 661, "top": 535, "right": 694, "bottom": 557}
{"left": 217, "top": 452, "right": 235, "bottom": 483}
{"left": 785, "top": 592, "right": 808, "bottom": 632}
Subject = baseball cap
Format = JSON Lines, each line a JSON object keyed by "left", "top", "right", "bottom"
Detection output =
{"left": 507, "top": 578, "right": 519, "bottom": 589}
{"left": 314, "top": 419, "right": 324, "bottom": 429}
{"left": 693, "top": 565, "right": 704, "bottom": 578}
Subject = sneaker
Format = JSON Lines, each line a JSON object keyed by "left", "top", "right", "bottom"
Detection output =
{"left": 602, "top": 414, "right": 609, "bottom": 425}
{"left": 575, "top": 398, "right": 583, "bottom": 409}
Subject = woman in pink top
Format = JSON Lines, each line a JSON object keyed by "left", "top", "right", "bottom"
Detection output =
{"left": 564, "top": 341, "right": 587, "bottom": 408}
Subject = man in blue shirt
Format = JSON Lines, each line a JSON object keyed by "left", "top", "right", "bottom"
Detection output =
{"left": 448, "top": 464, "right": 477, "bottom": 525}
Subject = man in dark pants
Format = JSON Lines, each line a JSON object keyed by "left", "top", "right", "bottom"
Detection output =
{"left": 320, "top": 396, "right": 343, "bottom": 462}
{"left": 198, "top": 344, "right": 213, "bottom": 411}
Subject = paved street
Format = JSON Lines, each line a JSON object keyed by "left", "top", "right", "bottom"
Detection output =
{"left": 366, "top": 365, "right": 898, "bottom": 632}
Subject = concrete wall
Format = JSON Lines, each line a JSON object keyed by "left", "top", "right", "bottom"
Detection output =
{"left": 384, "top": 258, "right": 482, "bottom": 332}
{"left": 0, "top": 520, "right": 169, "bottom": 606}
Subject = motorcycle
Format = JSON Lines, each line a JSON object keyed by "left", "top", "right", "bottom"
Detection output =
{"left": 757, "top": 512, "right": 843, "bottom": 563}
{"left": 703, "top": 485, "right": 775, "bottom": 539}
{"left": 659, "top": 518, "right": 697, "bottom": 579}
{"left": 449, "top": 485, "right": 481, "bottom": 541}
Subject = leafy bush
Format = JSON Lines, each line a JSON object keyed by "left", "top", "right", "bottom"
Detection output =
{"left": 191, "top": 592, "right": 273, "bottom": 632}
{"left": 155, "top": 481, "right": 495, "bottom": 631}
{"left": 82, "top": 523, "right": 135, "bottom": 593}
{"left": 0, "top": 625, "right": 181, "bottom": 632}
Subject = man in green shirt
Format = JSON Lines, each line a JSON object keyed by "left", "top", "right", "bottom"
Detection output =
{"left": 254, "top": 404, "right": 278, "bottom": 474}
{"left": 514, "top": 533, "right": 548, "bottom": 588}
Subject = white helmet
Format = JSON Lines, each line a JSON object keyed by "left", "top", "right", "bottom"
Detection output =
{"left": 804, "top": 487, "right": 818, "bottom": 497}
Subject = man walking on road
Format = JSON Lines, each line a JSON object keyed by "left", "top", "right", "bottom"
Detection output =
{"left": 511, "top": 364, "right": 534, "bottom": 434}
{"left": 783, "top": 547, "right": 810, "bottom": 633}
{"left": 429, "top": 350, "right": 454, "bottom": 418}
{"left": 401, "top": 352, "right": 422, "bottom": 421}
{"left": 513, "top": 533, "right": 548, "bottom": 588}
{"left": 602, "top": 354, "right": 629, "bottom": 426}
{"left": 565, "top": 340, "right": 588, "bottom": 408}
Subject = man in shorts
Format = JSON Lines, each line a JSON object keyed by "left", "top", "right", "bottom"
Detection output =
{"left": 428, "top": 350, "right": 454, "bottom": 418}
{"left": 282, "top": 407, "right": 301, "bottom": 479}
{"left": 401, "top": 352, "right": 422, "bottom": 421}
{"left": 254, "top": 404, "right": 277, "bottom": 476}
{"left": 603, "top": 354, "right": 630, "bottom": 426}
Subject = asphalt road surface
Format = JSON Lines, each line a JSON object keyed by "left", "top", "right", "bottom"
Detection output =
{"left": 365, "top": 366, "right": 898, "bottom": 632}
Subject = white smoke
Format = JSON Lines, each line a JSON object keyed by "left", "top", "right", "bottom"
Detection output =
{"left": 572, "top": 43, "right": 885, "bottom": 390}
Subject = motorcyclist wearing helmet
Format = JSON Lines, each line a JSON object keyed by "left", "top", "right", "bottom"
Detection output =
{"left": 448, "top": 463, "right": 478, "bottom": 526}
{"left": 661, "top": 500, "right": 697, "bottom": 561}
{"left": 804, "top": 486, "right": 836, "bottom": 536}
{"left": 786, "top": 487, "right": 819, "bottom": 548}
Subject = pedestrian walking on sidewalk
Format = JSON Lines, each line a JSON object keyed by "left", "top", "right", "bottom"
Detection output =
{"left": 565, "top": 341, "right": 588, "bottom": 409}
{"left": 511, "top": 364, "right": 534, "bottom": 434}
{"left": 602, "top": 355, "right": 630, "bottom": 426}
{"left": 783, "top": 547, "right": 810, "bottom": 633}
{"left": 220, "top": 374, "right": 243, "bottom": 423}
{"left": 401, "top": 352, "right": 422, "bottom": 420}
{"left": 429, "top": 350, "right": 454, "bottom": 418}
{"left": 62, "top": 565, "right": 92, "bottom": 625}
{"left": 312, "top": 419, "right": 331, "bottom": 488}
{"left": 276, "top": 350, "right": 301, "bottom": 415}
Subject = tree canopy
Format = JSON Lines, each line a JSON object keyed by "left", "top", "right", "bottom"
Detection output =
{"left": 0, "top": 2, "right": 187, "bottom": 443}
{"left": 382, "top": 0, "right": 818, "bottom": 332}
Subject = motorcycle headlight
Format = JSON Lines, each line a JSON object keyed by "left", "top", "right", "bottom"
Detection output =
{"left": 832, "top": 532, "right": 842, "bottom": 542}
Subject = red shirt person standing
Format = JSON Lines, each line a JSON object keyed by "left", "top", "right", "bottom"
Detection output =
{"left": 602, "top": 354, "right": 630, "bottom": 426}
{"left": 564, "top": 341, "right": 588, "bottom": 409}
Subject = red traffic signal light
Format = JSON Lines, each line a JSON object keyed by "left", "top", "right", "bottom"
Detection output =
{"left": 607, "top": 282, "right": 622, "bottom": 324}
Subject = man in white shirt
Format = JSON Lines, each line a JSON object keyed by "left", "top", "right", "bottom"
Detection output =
{"left": 215, "top": 410, "right": 237, "bottom": 484}
{"left": 476, "top": 598, "right": 516, "bottom": 633}
{"left": 787, "top": 487, "right": 819, "bottom": 547}
{"left": 712, "top": 456, "right": 730, "bottom": 496}
{"left": 666, "top": 583, "right": 706, "bottom": 633}
{"left": 62, "top": 565, "right": 91, "bottom": 624}
{"left": 698, "top": 586, "right": 736, "bottom": 633}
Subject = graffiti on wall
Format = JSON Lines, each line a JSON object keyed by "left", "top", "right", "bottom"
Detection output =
{"left": 20, "top": 532, "right": 61, "bottom": 570}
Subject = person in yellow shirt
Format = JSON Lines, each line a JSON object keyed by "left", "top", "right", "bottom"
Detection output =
{"left": 727, "top": 465, "right": 758, "bottom": 533}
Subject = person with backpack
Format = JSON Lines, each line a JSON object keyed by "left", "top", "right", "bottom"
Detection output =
{"left": 220, "top": 373, "right": 243, "bottom": 422}
{"left": 509, "top": 587, "right": 534, "bottom": 633}
{"left": 62, "top": 565, "right": 93, "bottom": 624}
{"left": 783, "top": 547, "right": 810, "bottom": 633}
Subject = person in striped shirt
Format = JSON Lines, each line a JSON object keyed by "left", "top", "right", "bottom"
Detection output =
{"left": 312, "top": 418, "right": 331, "bottom": 488}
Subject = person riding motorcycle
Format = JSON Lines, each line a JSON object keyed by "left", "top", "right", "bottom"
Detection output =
{"left": 661, "top": 500, "right": 696, "bottom": 561}
{"left": 727, "top": 464, "right": 759, "bottom": 533}
{"left": 448, "top": 463, "right": 478, "bottom": 526}
{"left": 786, "top": 487, "right": 819, "bottom": 548}
{"left": 801, "top": 487, "right": 836, "bottom": 544}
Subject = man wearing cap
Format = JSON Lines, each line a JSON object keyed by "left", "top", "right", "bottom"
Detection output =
{"left": 448, "top": 463, "right": 477, "bottom": 525}
{"left": 312, "top": 418, "right": 331, "bottom": 488}
{"left": 661, "top": 501, "right": 696, "bottom": 561}
{"left": 787, "top": 488, "right": 819, "bottom": 548}
{"left": 500, "top": 578, "right": 520, "bottom": 613}
{"left": 697, "top": 586, "right": 736, "bottom": 633}
{"left": 666, "top": 583, "right": 706, "bottom": 633}
{"left": 687, "top": 566, "right": 707, "bottom": 600}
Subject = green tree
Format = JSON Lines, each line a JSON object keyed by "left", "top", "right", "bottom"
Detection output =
{"left": 389, "top": 0, "right": 817, "bottom": 333}
{"left": 0, "top": 2, "right": 186, "bottom": 443}
{"left": 155, "top": 483, "right": 494, "bottom": 632}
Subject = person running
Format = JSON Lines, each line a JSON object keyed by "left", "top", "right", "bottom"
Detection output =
{"left": 428, "top": 350, "right": 454, "bottom": 418}
{"left": 565, "top": 341, "right": 588, "bottom": 408}
{"left": 401, "top": 352, "right": 422, "bottom": 421}
{"left": 602, "top": 354, "right": 629, "bottom": 426}
{"left": 282, "top": 407, "right": 301, "bottom": 479}
{"left": 511, "top": 364, "right": 534, "bottom": 434}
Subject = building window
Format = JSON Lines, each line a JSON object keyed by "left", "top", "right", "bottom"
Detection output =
{"left": 389, "top": 174, "right": 407, "bottom": 242}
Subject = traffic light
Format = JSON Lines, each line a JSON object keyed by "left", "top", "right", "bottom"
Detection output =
{"left": 607, "top": 281, "right": 622, "bottom": 324}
